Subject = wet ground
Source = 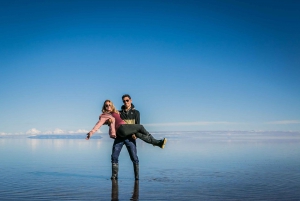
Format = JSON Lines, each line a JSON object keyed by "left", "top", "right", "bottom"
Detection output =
{"left": 1, "top": 131, "right": 300, "bottom": 200}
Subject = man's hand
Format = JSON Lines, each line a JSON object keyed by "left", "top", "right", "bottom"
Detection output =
{"left": 104, "top": 118, "right": 113, "bottom": 125}
{"left": 110, "top": 134, "right": 116, "bottom": 139}
{"left": 132, "top": 134, "right": 137, "bottom": 140}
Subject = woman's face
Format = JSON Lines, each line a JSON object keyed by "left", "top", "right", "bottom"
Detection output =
{"left": 104, "top": 101, "right": 112, "bottom": 112}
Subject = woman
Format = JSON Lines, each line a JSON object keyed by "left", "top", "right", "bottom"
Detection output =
{"left": 86, "top": 100, "right": 167, "bottom": 149}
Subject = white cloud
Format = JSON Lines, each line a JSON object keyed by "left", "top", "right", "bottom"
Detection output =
{"left": 43, "top": 130, "right": 53, "bottom": 134}
{"left": 144, "top": 121, "right": 237, "bottom": 127}
{"left": 26, "top": 128, "right": 41, "bottom": 135}
{"left": 266, "top": 120, "right": 300, "bottom": 125}
{"left": 15, "top": 132, "right": 25, "bottom": 135}
{"left": 40, "top": 128, "right": 95, "bottom": 134}
{"left": 52, "top": 128, "right": 65, "bottom": 134}
{"left": 68, "top": 129, "right": 90, "bottom": 134}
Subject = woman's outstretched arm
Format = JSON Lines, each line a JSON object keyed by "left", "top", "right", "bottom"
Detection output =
{"left": 86, "top": 114, "right": 116, "bottom": 140}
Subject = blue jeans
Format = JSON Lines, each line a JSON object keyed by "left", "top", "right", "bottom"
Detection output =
{"left": 111, "top": 136, "right": 139, "bottom": 164}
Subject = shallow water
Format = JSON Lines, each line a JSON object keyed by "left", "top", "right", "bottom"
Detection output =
{"left": 1, "top": 131, "right": 300, "bottom": 200}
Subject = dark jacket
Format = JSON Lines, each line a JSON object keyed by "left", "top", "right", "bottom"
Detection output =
{"left": 119, "top": 103, "right": 140, "bottom": 124}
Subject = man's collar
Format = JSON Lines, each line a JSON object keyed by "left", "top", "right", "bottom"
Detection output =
{"left": 121, "top": 103, "right": 135, "bottom": 111}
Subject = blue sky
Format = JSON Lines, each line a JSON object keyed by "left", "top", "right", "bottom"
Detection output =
{"left": 1, "top": 0, "right": 300, "bottom": 135}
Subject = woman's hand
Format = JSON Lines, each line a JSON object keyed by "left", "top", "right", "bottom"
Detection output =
{"left": 86, "top": 132, "right": 91, "bottom": 140}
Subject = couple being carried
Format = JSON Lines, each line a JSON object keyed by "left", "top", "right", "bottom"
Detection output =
{"left": 86, "top": 99, "right": 167, "bottom": 148}
{"left": 86, "top": 95, "right": 167, "bottom": 180}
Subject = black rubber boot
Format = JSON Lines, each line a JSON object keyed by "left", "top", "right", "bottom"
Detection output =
{"left": 111, "top": 163, "right": 118, "bottom": 180}
{"left": 158, "top": 138, "right": 167, "bottom": 149}
{"left": 133, "top": 163, "right": 139, "bottom": 180}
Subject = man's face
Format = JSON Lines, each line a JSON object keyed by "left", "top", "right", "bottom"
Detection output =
{"left": 122, "top": 97, "right": 132, "bottom": 109}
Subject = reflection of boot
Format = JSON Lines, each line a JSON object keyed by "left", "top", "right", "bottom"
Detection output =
{"left": 111, "top": 179, "right": 118, "bottom": 201}
{"left": 111, "top": 163, "right": 118, "bottom": 180}
{"left": 130, "top": 180, "right": 139, "bottom": 201}
{"left": 133, "top": 163, "right": 139, "bottom": 180}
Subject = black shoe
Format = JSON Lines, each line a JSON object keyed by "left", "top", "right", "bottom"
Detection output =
{"left": 159, "top": 138, "right": 167, "bottom": 149}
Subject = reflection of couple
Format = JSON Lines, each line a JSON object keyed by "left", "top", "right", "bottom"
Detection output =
{"left": 86, "top": 94, "right": 167, "bottom": 180}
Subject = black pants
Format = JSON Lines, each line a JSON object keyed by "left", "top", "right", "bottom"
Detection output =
{"left": 116, "top": 124, "right": 161, "bottom": 146}
{"left": 117, "top": 124, "right": 148, "bottom": 138}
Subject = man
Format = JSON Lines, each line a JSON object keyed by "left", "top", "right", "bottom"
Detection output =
{"left": 110, "top": 94, "right": 140, "bottom": 180}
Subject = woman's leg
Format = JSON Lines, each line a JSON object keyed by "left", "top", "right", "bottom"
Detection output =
{"left": 134, "top": 132, "right": 160, "bottom": 145}
{"left": 117, "top": 124, "right": 156, "bottom": 136}
{"left": 136, "top": 132, "right": 167, "bottom": 149}
{"left": 117, "top": 124, "right": 167, "bottom": 148}
{"left": 116, "top": 124, "right": 142, "bottom": 137}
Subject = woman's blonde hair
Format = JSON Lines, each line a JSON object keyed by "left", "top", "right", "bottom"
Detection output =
{"left": 102, "top": 100, "right": 119, "bottom": 114}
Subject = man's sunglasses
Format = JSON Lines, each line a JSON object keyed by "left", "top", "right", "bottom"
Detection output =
{"left": 123, "top": 99, "right": 130, "bottom": 103}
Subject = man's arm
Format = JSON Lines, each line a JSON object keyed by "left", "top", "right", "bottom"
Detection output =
{"left": 135, "top": 110, "right": 140, "bottom": 124}
{"left": 131, "top": 110, "right": 140, "bottom": 140}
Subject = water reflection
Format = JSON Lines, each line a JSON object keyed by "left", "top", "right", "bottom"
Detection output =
{"left": 111, "top": 179, "right": 118, "bottom": 201}
{"left": 131, "top": 180, "right": 139, "bottom": 201}
{"left": 111, "top": 180, "right": 139, "bottom": 201}
{"left": 1, "top": 133, "right": 300, "bottom": 200}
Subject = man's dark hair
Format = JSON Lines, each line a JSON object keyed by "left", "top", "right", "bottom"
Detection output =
{"left": 122, "top": 94, "right": 131, "bottom": 99}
